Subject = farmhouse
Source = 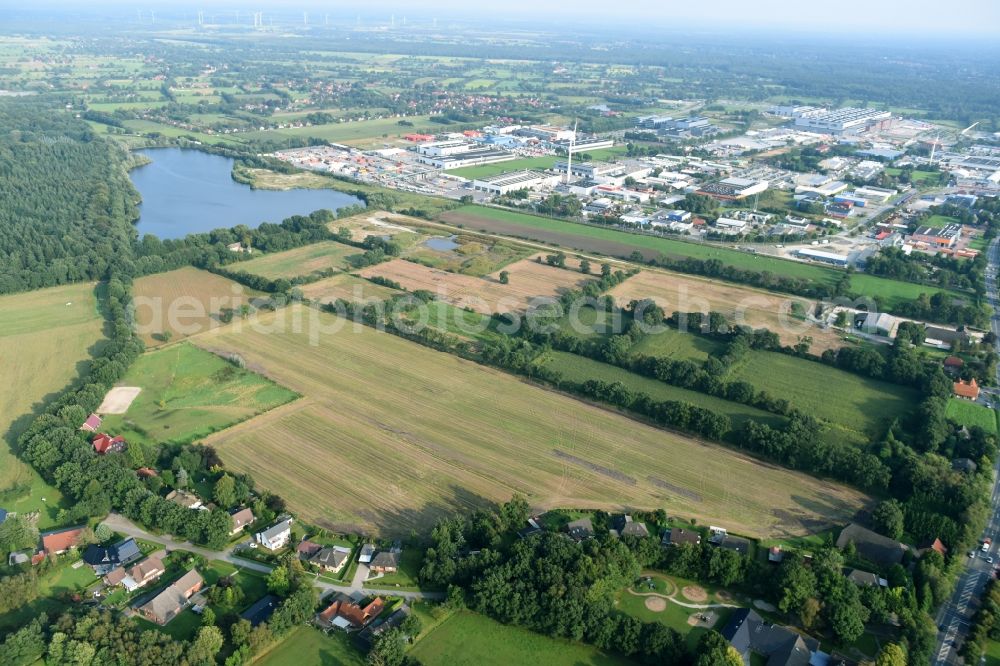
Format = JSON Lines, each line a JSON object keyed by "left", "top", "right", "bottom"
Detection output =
{"left": 722, "top": 608, "right": 819, "bottom": 666}
{"left": 661, "top": 528, "right": 701, "bottom": 547}
{"left": 138, "top": 569, "right": 204, "bottom": 625}
{"left": 229, "top": 508, "right": 255, "bottom": 535}
{"left": 846, "top": 569, "right": 888, "bottom": 588}
{"left": 611, "top": 514, "right": 650, "bottom": 539}
{"left": 954, "top": 378, "right": 981, "bottom": 400}
{"left": 836, "top": 523, "right": 908, "bottom": 567}
{"left": 566, "top": 518, "right": 594, "bottom": 541}
{"left": 91, "top": 433, "right": 126, "bottom": 455}
{"left": 369, "top": 551, "right": 400, "bottom": 574}
{"left": 82, "top": 537, "right": 142, "bottom": 575}
{"left": 255, "top": 517, "right": 293, "bottom": 551}
{"left": 317, "top": 593, "right": 385, "bottom": 630}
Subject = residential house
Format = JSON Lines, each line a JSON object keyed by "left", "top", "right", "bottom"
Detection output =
{"left": 952, "top": 458, "right": 978, "bottom": 474}
{"left": 846, "top": 569, "right": 888, "bottom": 588}
{"left": 768, "top": 546, "right": 785, "bottom": 564}
{"left": 313, "top": 546, "right": 352, "bottom": 574}
{"left": 517, "top": 516, "right": 543, "bottom": 539}
{"left": 357, "top": 605, "right": 411, "bottom": 649}
{"left": 359, "top": 544, "right": 376, "bottom": 563}
{"left": 943, "top": 356, "right": 965, "bottom": 375}
{"left": 229, "top": 508, "right": 255, "bottom": 536}
{"left": 38, "top": 526, "right": 86, "bottom": 560}
{"left": 954, "top": 378, "right": 981, "bottom": 400}
{"left": 835, "top": 523, "right": 908, "bottom": 567}
{"left": 106, "top": 555, "right": 166, "bottom": 592}
{"left": 661, "top": 528, "right": 701, "bottom": 547}
{"left": 82, "top": 537, "right": 142, "bottom": 575}
{"left": 80, "top": 413, "right": 102, "bottom": 432}
{"left": 317, "top": 593, "right": 385, "bottom": 630}
{"left": 611, "top": 514, "right": 650, "bottom": 539}
{"left": 92, "top": 433, "right": 126, "bottom": 455}
{"left": 137, "top": 467, "right": 158, "bottom": 479}
{"left": 165, "top": 490, "right": 204, "bottom": 510}
{"left": 138, "top": 569, "right": 204, "bottom": 625}
{"left": 255, "top": 517, "right": 293, "bottom": 551}
{"left": 566, "top": 518, "right": 594, "bottom": 541}
{"left": 369, "top": 551, "right": 400, "bottom": 574}
{"left": 240, "top": 594, "right": 280, "bottom": 627}
{"left": 917, "top": 538, "right": 948, "bottom": 558}
{"left": 722, "top": 608, "right": 818, "bottom": 666}
{"left": 297, "top": 540, "right": 323, "bottom": 560}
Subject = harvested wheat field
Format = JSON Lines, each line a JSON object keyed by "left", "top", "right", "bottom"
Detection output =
{"left": 358, "top": 258, "right": 591, "bottom": 314}
{"left": 233, "top": 241, "right": 361, "bottom": 280}
{"left": 196, "top": 309, "right": 867, "bottom": 537}
{"left": 300, "top": 273, "right": 401, "bottom": 305}
{"left": 609, "top": 270, "right": 844, "bottom": 352}
{"left": 133, "top": 267, "right": 264, "bottom": 347}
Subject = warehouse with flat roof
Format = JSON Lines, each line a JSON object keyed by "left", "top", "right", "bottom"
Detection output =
{"left": 472, "top": 170, "right": 558, "bottom": 195}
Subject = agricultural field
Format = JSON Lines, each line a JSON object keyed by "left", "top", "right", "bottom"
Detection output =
{"left": 946, "top": 398, "right": 998, "bottom": 434}
{"left": 410, "top": 611, "right": 633, "bottom": 666}
{"left": 100, "top": 342, "right": 298, "bottom": 448}
{"left": 0, "top": 283, "right": 102, "bottom": 523}
{"left": 300, "top": 273, "right": 402, "bottom": 305}
{"left": 728, "top": 351, "right": 918, "bottom": 442}
{"left": 240, "top": 115, "right": 456, "bottom": 147}
{"left": 402, "top": 300, "right": 498, "bottom": 342}
{"left": 232, "top": 241, "right": 361, "bottom": 280}
{"left": 197, "top": 309, "right": 868, "bottom": 538}
{"left": 535, "top": 351, "right": 787, "bottom": 430}
{"left": 132, "top": 267, "right": 265, "bottom": 347}
{"left": 357, "top": 258, "right": 590, "bottom": 314}
{"left": 630, "top": 328, "right": 723, "bottom": 362}
{"left": 608, "top": 270, "right": 845, "bottom": 353}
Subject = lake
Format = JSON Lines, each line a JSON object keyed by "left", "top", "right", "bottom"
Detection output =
{"left": 130, "top": 148, "right": 364, "bottom": 239}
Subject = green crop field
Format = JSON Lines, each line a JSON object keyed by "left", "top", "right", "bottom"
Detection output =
{"left": 630, "top": 328, "right": 723, "bottom": 362}
{"left": 536, "top": 351, "right": 786, "bottom": 430}
{"left": 447, "top": 156, "right": 562, "bottom": 180}
{"left": 100, "top": 342, "right": 299, "bottom": 448}
{"left": 439, "top": 206, "right": 959, "bottom": 307}
{"left": 946, "top": 398, "right": 998, "bottom": 434}
{"left": 728, "top": 351, "right": 918, "bottom": 442}
{"left": 0, "top": 283, "right": 100, "bottom": 523}
{"left": 403, "top": 300, "right": 498, "bottom": 342}
{"left": 410, "top": 611, "right": 633, "bottom": 666}
{"left": 197, "top": 309, "right": 868, "bottom": 538}
{"left": 233, "top": 241, "right": 361, "bottom": 280}
{"left": 256, "top": 626, "right": 365, "bottom": 666}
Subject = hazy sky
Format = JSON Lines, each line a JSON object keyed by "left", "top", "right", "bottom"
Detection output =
{"left": 17, "top": 0, "right": 1000, "bottom": 37}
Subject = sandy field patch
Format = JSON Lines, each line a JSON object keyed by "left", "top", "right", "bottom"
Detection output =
{"left": 644, "top": 597, "right": 667, "bottom": 612}
{"left": 358, "top": 258, "right": 590, "bottom": 314}
{"left": 681, "top": 585, "right": 708, "bottom": 603}
{"left": 97, "top": 386, "right": 142, "bottom": 414}
{"left": 687, "top": 610, "right": 719, "bottom": 628}
{"left": 609, "top": 270, "right": 844, "bottom": 353}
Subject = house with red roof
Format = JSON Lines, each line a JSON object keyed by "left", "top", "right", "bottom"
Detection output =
{"left": 954, "top": 378, "right": 981, "bottom": 400}
{"left": 35, "top": 526, "right": 86, "bottom": 563}
{"left": 80, "top": 414, "right": 102, "bottom": 432}
{"left": 92, "top": 434, "right": 126, "bottom": 455}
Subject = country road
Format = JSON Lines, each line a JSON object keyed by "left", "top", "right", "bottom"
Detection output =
{"left": 933, "top": 236, "right": 1000, "bottom": 665}
{"left": 103, "top": 513, "right": 443, "bottom": 601}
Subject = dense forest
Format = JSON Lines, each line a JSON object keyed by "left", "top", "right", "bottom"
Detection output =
{"left": 0, "top": 99, "right": 139, "bottom": 294}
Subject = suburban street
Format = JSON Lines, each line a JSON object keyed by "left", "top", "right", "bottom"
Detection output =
{"left": 104, "top": 513, "right": 443, "bottom": 601}
{"left": 933, "top": 236, "right": 1000, "bottom": 665}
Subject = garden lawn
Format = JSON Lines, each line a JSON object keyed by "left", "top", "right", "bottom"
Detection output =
{"left": 409, "top": 611, "right": 635, "bottom": 666}
{"left": 364, "top": 548, "right": 423, "bottom": 589}
{"left": 946, "top": 398, "right": 998, "bottom": 434}
{"left": 255, "top": 626, "right": 366, "bottom": 666}
{"left": 100, "top": 342, "right": 299, "bottom": 448}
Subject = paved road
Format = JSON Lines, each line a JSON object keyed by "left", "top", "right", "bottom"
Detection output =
{"left": 933, "top": 236, "right": 1000, "bottom": 665}
{"left": 103, "top": 513, "right": 443, "bottom": 601}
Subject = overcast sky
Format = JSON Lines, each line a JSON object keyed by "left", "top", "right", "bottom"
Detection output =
{"left": 19, "top": 0, "right": 1000, "bottom": 37}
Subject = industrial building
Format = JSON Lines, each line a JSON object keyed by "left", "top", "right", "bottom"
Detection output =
{"left": 696, "top": 177, "right": 769, "bottom": 201}
{"left": 855, "top": 312, "right": 900, "bottom": 338}
{"left": 516, "top": 125, "right": 576, "bottom": 142}
{"left": 552, "top": 137, "right": 615, "bottom": 152}
{"left": 471, "top": 170, "right": 558, "bottom": 195}
{"left": 793, "top": 108, "right": 892, "bottom": 135}
{"left": 795, "top": 247, "right": 851, "bottom": 266}
{"left": 714, "top": 217, "right": 748, "bottom": 233}
{"left": 912, "top": 224, "right": 961, "bottom": 249}
{"left": 553, "top": 160, "right": 620, "bottom": 181}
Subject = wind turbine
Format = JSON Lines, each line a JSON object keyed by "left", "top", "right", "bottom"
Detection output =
{"left": 564, "top": 119, "right": 578, "bottom": 185}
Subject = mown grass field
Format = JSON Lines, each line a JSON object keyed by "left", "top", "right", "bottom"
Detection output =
{"left": 447, "top": 156, "right": 562, "bottom": 180}
{"left": 536, "top": 351, "right": 786, "bottom": 430}
{"left": 728, "top": 351, "right": 917, "bottom": 443}
{"left": 630, "top": 328, "right": 722, "bottom": 362}
{"left": 197, "top": 310, "right": 868, "bottom": 538}
{"left": 0, "top": 283, "right": 99, "bottom": 522}
{"left": 946, "top": 398, "right": 998, "bottom": 434}
{"left": 440, "top": 205, "right": 964, "bottom": 307}
{"left": 100, "top": 342, "right": 298, "bottom": 448}
{"left": 233, "top": 241, "right": 361, "bottom": 280}
{"left": 923, "top": 214, "right": 960, "bottom": 229}
{"left": 133, "top": 267, "right": 265, "bottom": 347}
{"left": 410, "top": 611, "right": 634, "bottom": 666}
{"left": 256, "top": 626, "right": 365, "bottom": 666}
{"left": 300, "top": 273, "right": 401, "bottom": 304}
